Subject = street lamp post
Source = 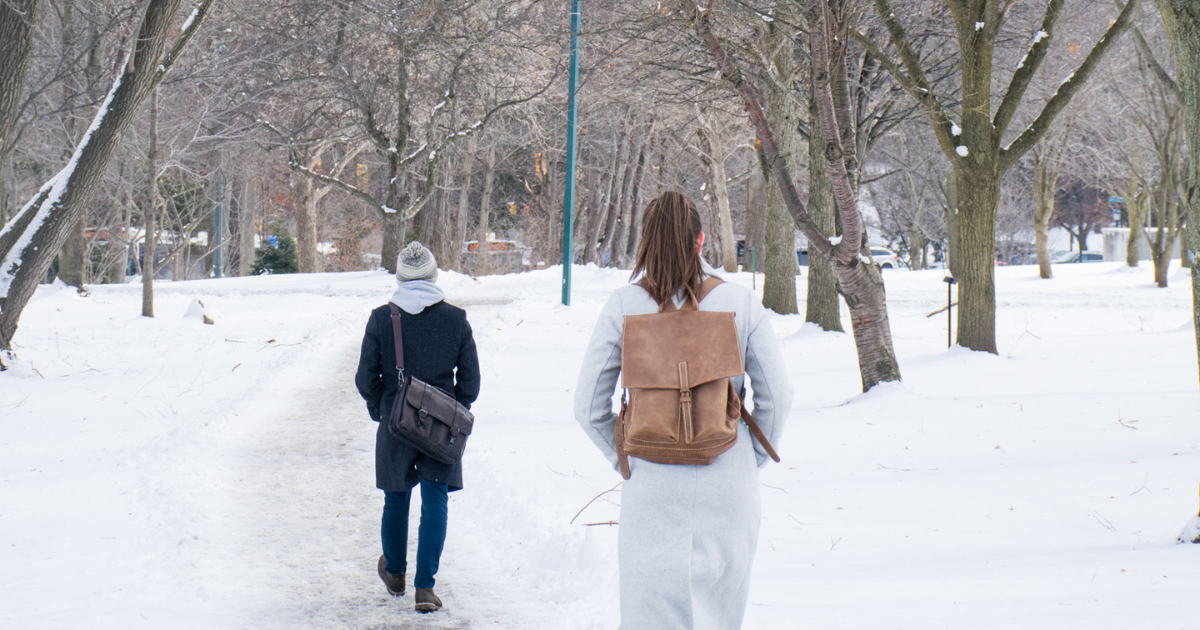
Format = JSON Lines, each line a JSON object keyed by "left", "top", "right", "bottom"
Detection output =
{"left": 561, "top": 0, "right": 580, "bottom": 306}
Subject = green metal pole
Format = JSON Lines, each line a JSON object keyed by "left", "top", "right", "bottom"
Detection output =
{"left": 750, "top": 247, "right": 756, "bottom": 290}
{"left": 561, "top": 0, "right": 581, "bottom": 306}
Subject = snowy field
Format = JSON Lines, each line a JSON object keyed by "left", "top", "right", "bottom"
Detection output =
{"left": 2, "top": 261, "right": 1199, "bottom": 629}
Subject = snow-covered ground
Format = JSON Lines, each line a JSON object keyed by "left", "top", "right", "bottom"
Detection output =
{"left": 2, "top": 261, "right": 1199, "bottom": 629}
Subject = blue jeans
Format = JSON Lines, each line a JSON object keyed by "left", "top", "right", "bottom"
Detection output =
{"left": 381, "top": 481, "right": 448, "bottom": 589}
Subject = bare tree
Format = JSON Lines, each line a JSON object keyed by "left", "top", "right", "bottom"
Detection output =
{"left": 859, "top": 0, "right": 1139, "bottom": 353}
{"left": 1030, "top": 126, "right": 1071, "bottom": 278}
{"left": 683, "top": 0, "right": 902, "bottom": 390}
{"left": 0, "top": 0, "right": 215, "bottom": 364}
{"left": 1156, "top": 0, "right": 1200, "bottom": 543}
{"left": 695, "top": 107, "right": 739, "bottom": 272}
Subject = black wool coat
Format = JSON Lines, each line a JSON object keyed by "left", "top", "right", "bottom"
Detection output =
{"left": 355, "top": 301, "right": 480, "bottom": 492}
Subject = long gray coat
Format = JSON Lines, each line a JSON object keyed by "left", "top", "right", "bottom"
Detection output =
{"left": 574, "top": 276, "right": 793, "bottom": 630}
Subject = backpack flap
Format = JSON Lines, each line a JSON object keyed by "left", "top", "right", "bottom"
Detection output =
{"left": 618, "top": 309, "right": 744, "bottom": 463}
{"left": 620, "top": 310, "right": 743, "bottom": 390}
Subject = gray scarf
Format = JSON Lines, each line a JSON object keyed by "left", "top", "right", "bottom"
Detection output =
{"left": 389, "top": 280, "right": 445, "bottom": 314}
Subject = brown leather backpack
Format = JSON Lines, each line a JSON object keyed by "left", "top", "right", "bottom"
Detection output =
{"left": 614, "top": 276, "right": 779, "bottom": 479}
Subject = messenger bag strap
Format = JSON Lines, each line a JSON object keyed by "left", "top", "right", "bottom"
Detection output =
{"left": 388, "top": 303, "right": 405, "bottom": 380}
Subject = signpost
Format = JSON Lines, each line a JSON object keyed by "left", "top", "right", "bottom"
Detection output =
{"left": 926, "top": 276, "right": 958, "bottom": 348}
{"left": 561, "top": 0, "right": 580, "bottom": 306}
{"left": 943, "top": 276, "right": 957, "bottom": 348}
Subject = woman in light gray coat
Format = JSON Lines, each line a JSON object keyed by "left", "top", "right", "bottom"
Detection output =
{"left": 574, "top": 191, "right": 793, "bottom": 630}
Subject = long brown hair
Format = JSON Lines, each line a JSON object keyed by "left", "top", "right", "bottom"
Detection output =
{"left": 632, "top": 191, "right": 704, "bottom": 306}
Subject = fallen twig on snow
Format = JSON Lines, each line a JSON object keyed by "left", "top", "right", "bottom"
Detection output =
{"left": 570, "top": 482, "right": 622, "bottom": 525}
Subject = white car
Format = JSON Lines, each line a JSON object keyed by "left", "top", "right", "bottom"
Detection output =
{"left": 870, "top": 247, "right": 901, "bottom": 269}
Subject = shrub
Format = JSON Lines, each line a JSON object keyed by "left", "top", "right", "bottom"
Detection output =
{"left": 253, "top": 234, "right": 299, "bottom": 275}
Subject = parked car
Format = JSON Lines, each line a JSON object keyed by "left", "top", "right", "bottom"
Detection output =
{"left": 870, "top": 247, "right": 900, "bottom": 269}
{"left": 1053, "top": 250, "right": 1104, "bottom": 264}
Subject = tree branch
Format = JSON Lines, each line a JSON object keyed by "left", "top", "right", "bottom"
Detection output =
{"left": 288, "top": 161, "right": 386, "bottom": 214}
{"left": 848, "top": 24, "right": 956, "bottom": 158}
{"left": 678, "top": 0, "right": 834, "bottom": 259}
{"left": 1122, "top": 0, "right": 1180, "bottom": 98}
{"left": 992, "top": 0, "right": 1066, "bottom": 137}
{"left": 157, "top": 0, "right": 217, "bottom": 80}
{"left": 1001, "top": 0, "right": 1141, "bottom": 169}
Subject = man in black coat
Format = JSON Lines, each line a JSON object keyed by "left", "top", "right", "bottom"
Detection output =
{"left": 355, "top": 241, "right": 480, "bottom": 613}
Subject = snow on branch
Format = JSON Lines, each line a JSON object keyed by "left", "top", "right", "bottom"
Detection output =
{"left": 992, "top": 0, "right": 1065, "bottom": 137}
{"left": 0, "top": 58, "right": 129, "bottom": 300}
{"left": 159, "top": 0, "right": 217, "bottom": 79}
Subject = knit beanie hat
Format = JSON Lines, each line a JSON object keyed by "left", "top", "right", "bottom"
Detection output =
{"left": 396, "top": 241, "right": 438, "bottom": 283}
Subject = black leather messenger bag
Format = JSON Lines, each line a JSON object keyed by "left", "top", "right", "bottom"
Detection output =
{"left": 386, "top": 303, "right": 474, "bottom": 464}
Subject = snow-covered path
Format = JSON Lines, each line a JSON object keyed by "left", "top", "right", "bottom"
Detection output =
{"left": 207, "top": 345, "right": 475, "bottom": 629}
{"left": 4, "top": 263, "right": 1200, "bottom": 629}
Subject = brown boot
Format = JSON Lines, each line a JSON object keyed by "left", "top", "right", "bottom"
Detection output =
{"left": 414, "top": 587, "right": 442, "bottom": 613}
{"left": 377, "top": 555, "right": 405, "bottom": 596}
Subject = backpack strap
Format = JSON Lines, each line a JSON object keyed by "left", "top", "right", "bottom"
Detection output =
{"left": 738, "top": 399, "right": 781, "bottom": 463}
{"left": 615, "top": 392, "right": 631, "bottom": 479}
{"left": 636, "top": 275, "right": 725, "bottom": 312}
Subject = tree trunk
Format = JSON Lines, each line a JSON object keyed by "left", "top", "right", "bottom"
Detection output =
{"left": 908, "top": 226, "right": 927, "bottom": 271}
{"left": 55, "top": 3, "right": 85, "bottom": 291}
{"left": 585, "top": 145, "right": 619, "bottom": 265}
{"left": 761, "top": 16, "right": 801, "bottom": 315}
{"left": 744, "top": 160, "right": 766, "bottom": 270}
{"left": 1154, "top": 242, "right": 1173, "bottom": 287}
{"left": 805, "top": 98, "right": 843, "bottom": 330}
{"left": 1127, "top": 205, "right": 1144, "bottom": 267}
{"left": 697, "top": 119, "right": 738, "bottom": 272}
{"left": 475, "top": 143, "right": 496, "bottom": 273}
{"left": 600, "top": 132, "right": 632, "bottom": 267}
{"left": 377, "top": 42, "right": 414, "bottom": 276}
{"left": 293, "top": 164, "right": 319, "bottom": 273}
{"left": 142, "top": 88, "right": 159, "bottom": 318}
{"left": 954, "top": 166, "right": 1001, "bottom": 354}
{"left": 1179, "top": 222, "right": 1190, "bottom": 268}
{"left": 1148, "top": 195, "right": 1180, "bottom": 288}
{"left": 381, "top": 210, "right": 404, "bottom": 272}
{"left": 1032, "top": 147, "right": 1058, "bottom": 279}
{"left": 763, "top": 191, "right": 799, "bottom": 314}
{"left": 622, "top": 138, "right": 650, "bottom": 267}
{"left": 944, "top": 174, "right": 960, "bottom": 277}
{"left": 0, "top": 151, "right": 14, "bottom": 225}
{"left": 237, "top": 167, "right": 257, "bottom": 277}
{"left": 0, "top": 0, "right": 39, "bottom": 225}
{"left": 0, "top": 0, "right": 209, "bottom": 354}
{"left": 577, "top": 171, "right": 600, "bottom": 265}
{"left": 611, "top": 133, "right": 647, "bottom": 269}
{"left": 453, "top": 134, "right": 477, "bottom": 271}
{"left": 58, "top": 218, "right": 86, "bottom": 289}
